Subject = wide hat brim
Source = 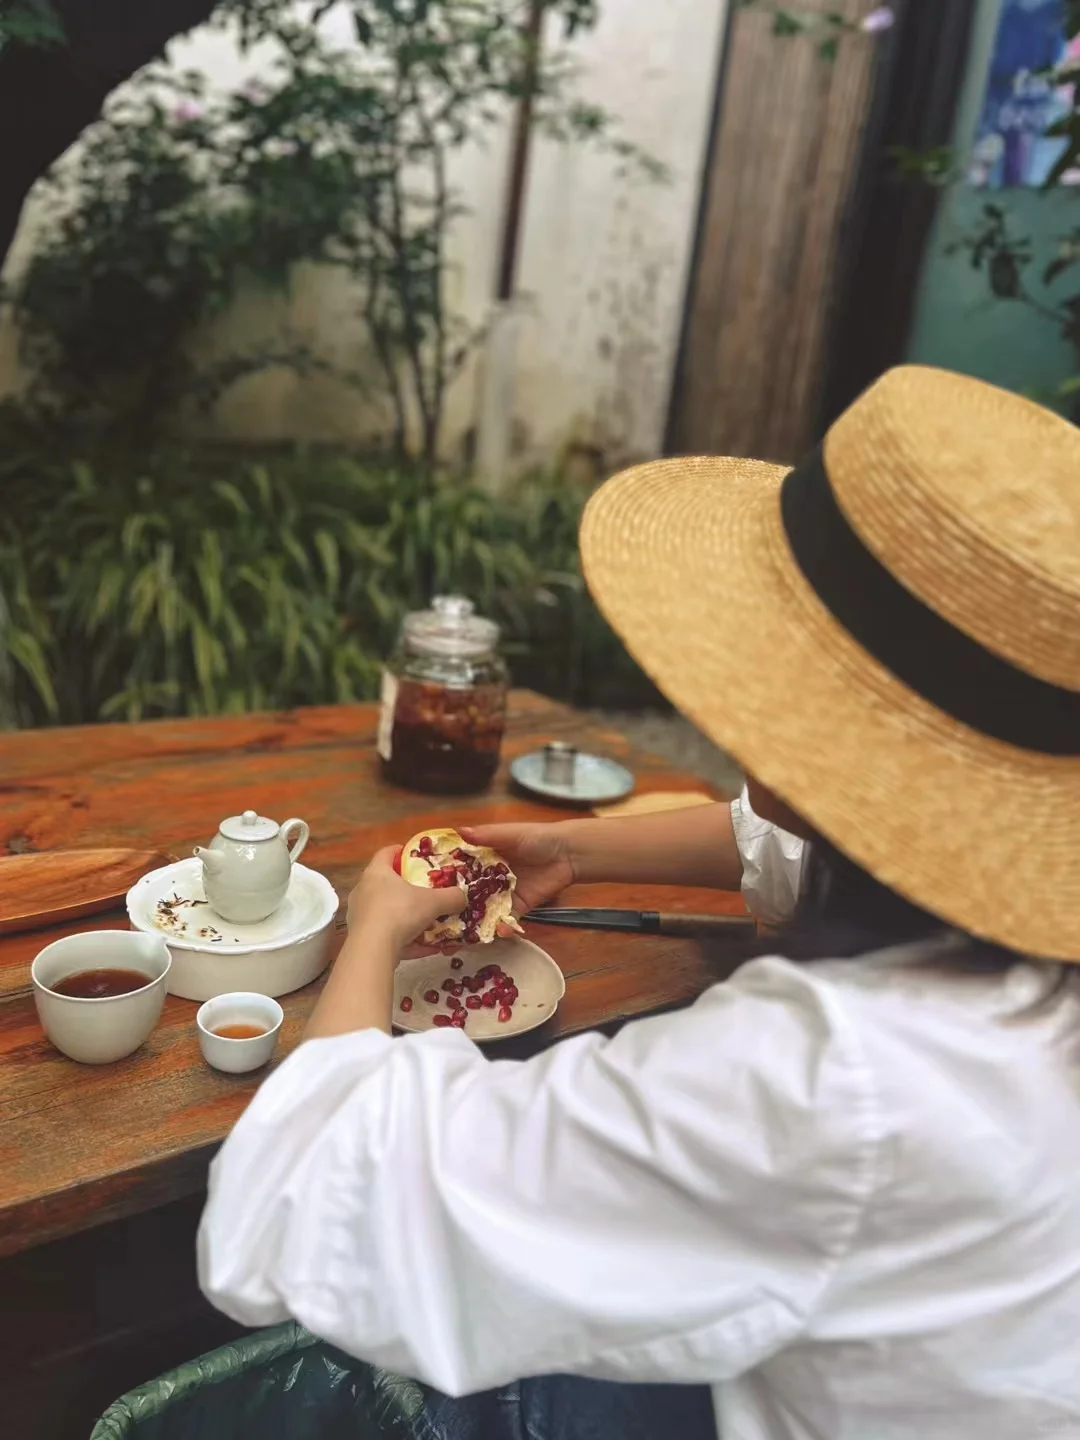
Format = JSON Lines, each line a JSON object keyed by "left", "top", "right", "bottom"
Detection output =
{"left": 580, "top": 455, "right": 1080, "bottom": 963}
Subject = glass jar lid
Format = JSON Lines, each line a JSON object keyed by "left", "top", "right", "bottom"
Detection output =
{"left": 403, "top": 595, "right": 500, "bottom": 659}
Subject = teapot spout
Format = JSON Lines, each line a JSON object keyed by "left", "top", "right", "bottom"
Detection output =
{"left": 193, "top": 845, "right": 225, "bottom": 876}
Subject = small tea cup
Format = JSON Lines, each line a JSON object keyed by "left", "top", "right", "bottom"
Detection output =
{"left": 196, "top": 992, "right": 283, "bottom": 1074}
{"left": 32, "top": 930, "right": 171, "bottom": 1064}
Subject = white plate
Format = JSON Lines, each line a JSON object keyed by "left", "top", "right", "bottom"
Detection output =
{"left": 126, "top": 858, "right": 338, "bottom": 1002}
{"left": 393, "top": 936, "right": 566, "bottom": 1043}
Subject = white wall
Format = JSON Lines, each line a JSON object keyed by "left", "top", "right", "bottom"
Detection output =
{"left": 1, "top": 0, "right": 728, "bottom": 469}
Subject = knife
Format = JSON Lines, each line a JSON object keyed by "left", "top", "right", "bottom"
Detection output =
{"left": 525, "top": 908, "right": 756, "bottom": 939}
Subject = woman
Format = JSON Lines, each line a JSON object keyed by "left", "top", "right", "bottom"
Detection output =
{"left": 199, "top": 366, "right": 1080, "bottom": 1439}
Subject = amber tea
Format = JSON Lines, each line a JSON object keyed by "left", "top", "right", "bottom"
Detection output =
{"left": 51, "top": 968, "right": 153, "bottom": 999}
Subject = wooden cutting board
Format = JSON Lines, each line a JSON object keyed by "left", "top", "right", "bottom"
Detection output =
{"left": 0, "top": 849, "right": 174, "bottom": 936}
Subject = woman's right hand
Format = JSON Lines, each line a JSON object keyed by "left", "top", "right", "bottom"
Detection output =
{"left": 458, "top": 822, "right": 577, "bottom": 919}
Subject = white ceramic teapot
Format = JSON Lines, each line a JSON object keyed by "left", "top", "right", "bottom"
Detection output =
{"left": 193, "top": 811, "right": 309, "bottom": 924}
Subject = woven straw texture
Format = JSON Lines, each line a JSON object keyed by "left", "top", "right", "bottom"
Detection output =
{"left": 580, "top": 367, "right": 1080, "bottom": 962}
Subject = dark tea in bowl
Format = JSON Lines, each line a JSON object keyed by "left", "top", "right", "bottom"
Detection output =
{"left": 32, "top": 931, "right": 171, "bottom": 1064}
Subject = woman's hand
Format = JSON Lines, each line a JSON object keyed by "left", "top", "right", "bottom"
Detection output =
{"left": 348, "top": 847, "right": 467, "bottom": 953}
{"left": 458, "top": 823, "right": 577, "bottom": 918}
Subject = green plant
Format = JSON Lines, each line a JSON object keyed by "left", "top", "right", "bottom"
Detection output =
{"left": 0, "top": 0, "right": 63, "bottom": 49}
{"left": 0, "top": 424, "right": 655, "bottom": 728}
{"left": 8, "top": 0, "right": 659, "bottom": 459}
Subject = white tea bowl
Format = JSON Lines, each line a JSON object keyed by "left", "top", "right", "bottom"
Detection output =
{"left": 196, "top": 992, "right": 283, "bottom": 1074}
{"left": 32, "top": 930, "right": 171, "bottom": 1064}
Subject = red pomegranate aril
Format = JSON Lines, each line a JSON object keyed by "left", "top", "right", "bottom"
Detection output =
{"left": 482, "top": 991, "right": 497, "bottom": 1008}
{"left": 501, "top": 976, "right": 515, "bottom": 988}
{"left": 441, "top": 978, "right": 456, "bottom": 992}
{"left": 399, "top": 996, "right": 413, "bottom": 1013}
{"left": 498, "top": 1005, "right": 513, "bottom": 1023}
{"left": 432, "top": 1014, "right": 452, "bottom": 1028}
{"left": 449, "top": 982, "right": 463, "bottom": 997}
{"left": 450, "top": 956, "right": 464, "bottom": 970}
{"left": 424, "top": 989, "right": 440, "bottom": 1005}
{"left": 418, "top": 835, "right": 434, "bottom": 857}
{"left": 429, "top": 869, "right": 458, "bottom": 889}
{"left": 451, "top": 1012, "right": 468, "bottom": 1028}
{"left": 503, "top": 987, "right": 519, "bottom": 1004}
{"left": 465, "top": 995, "right": 482, "bottom": 1010}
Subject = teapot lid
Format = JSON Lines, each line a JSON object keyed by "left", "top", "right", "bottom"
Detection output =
{"left": 219, "top": 810, "right": 279, "bottom": 842}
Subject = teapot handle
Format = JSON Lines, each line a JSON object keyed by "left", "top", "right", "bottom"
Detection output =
{"left": 281, "top": 818, "right": 310, "bottom": 866}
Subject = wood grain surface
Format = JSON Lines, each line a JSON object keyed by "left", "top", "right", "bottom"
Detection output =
{"left": 0, "top": 849, "right": 174, "bottom": 935}
{"left": 668, "top": 0, "right": 877, "bottom": 462}
{"left": 0, "top": 696, "right": 746, "bottom": 1256}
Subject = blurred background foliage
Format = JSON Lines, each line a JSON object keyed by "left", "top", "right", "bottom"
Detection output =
{"left": 0, "top": 426, "right": 659, "bottom": 728}
{"left": 0, "top": 0, "right": 663, "bottom": 728}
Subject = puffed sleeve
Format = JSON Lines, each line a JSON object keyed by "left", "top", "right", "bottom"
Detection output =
{"left": 198, "top": 958, "right": 881, "bottom": 1396}
{"left": 730, "top": 786, "right": 806, "bottom": 926}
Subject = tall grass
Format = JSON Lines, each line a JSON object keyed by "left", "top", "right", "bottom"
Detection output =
{"left": 0, "top": 437, "right": 655, "bottom": 728}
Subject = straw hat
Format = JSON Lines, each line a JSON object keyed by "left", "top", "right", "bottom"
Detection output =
{"left": 580, "top": 366, "right": 1080, "bottom": 962}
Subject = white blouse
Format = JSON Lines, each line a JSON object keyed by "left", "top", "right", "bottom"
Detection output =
{"left": 199, "top": 795, "right": 1080, "bottom": 1439}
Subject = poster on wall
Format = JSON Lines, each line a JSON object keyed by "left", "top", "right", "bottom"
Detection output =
{"left": 968, "top": 0, "right": 1080, "bottom": 188}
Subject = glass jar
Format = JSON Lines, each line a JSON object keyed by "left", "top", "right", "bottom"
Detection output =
{"left": 378, "top": 595, "right": 509, "bottom": 794}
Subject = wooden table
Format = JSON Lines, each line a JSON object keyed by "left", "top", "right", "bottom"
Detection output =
{"left": 0, "top": 695, "right": 746, "bottom": 1262}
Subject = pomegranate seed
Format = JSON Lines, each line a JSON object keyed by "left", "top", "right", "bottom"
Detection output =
{"left": 432, "top": 1014, "right": 452, "bottom": 1027}
{"left": 449, "top": 983, "right": 463, "bottom": 997}
{"left": 502, "top": 976, "right": 515, "bottom": 988}
{"left": 498, "top": 1005, "right": 513, "bottom": 1023}
{"left": 399, "top": 996, "right": 413, "bottom": 1013}
{"left": 450, "top": 957, "right": 464, "bottom": 970}
{"left": 441, "top": 978, "right": 456, "bottom": 993}
{"left": 419, "top": 835, "right": 434, "bottom": 857}
{"left": 504, "top": 986, "right": 519, "bottom": 1002}
{"left": 429, "top": 869, "right": 458, "bottom": 889}
{"left": 465, "top": 995, "right": 482, "bottom": 1010}
{"left": 446, "top": 995, "right": 462, "bottom": 1010}
{"left": 451, "top": 1012, "right": 468, "bottom": 1028}
{"left": 482, "top": 991, "right": 497, "bottom": 1008}
{"left": 424, "top": 989, "right": 440, "bottom": 1004}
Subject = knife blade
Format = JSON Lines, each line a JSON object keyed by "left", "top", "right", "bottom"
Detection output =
{"left": 525, "top": 908, "right": 756, "bottom": 939}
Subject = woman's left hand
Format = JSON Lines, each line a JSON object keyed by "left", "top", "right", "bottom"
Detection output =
{"left": 347, "top": 847, "right": 467, "bottom": 954}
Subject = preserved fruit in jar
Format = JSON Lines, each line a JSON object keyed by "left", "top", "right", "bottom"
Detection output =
{"left": 379, "top": 596, "right": 508, "bottom": 794}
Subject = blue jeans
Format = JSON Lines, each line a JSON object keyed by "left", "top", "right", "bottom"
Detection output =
{"left": 415, "top": 1376, "right": 717, "bottom": 1440}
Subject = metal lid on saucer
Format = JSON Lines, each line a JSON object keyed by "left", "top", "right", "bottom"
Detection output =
{"left": 511, "top": 745, "right": 634, "bottom": 806}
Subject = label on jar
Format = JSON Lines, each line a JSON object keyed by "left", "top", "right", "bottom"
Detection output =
{"left": 377, "top": 669, "right": 398, "bottom": 761}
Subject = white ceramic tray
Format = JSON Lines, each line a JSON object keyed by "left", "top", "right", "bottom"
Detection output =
{"left": 126, "top": 858, "right": 338, "bottom": 1002}
{"left": 393, "top": 936, "right": 566, "bottom": 1043}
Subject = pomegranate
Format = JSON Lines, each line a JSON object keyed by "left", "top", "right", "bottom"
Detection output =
{"left": 400, "top": 827, "right": 522, "bottom": 946}
{"left": 399, "top": 996, "right": 413, "bottom": 1013}
{"left": 498, "top": 1005, "right": 513, "bottom": 1023}
{"left": 465, "top": 995, "right": 482, "bottom": 1010}
{"left": 424, "top": 989, "right": 440, "bottom": 1005}
{"left": 432, "top": 1014, "right": 452, "bottom": 1028}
